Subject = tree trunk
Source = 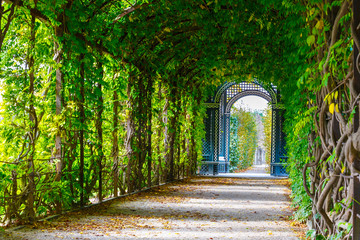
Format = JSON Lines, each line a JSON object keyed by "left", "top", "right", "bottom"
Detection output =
{"left": 125, "top": 73, "right": 153, "bottom": 191}
{"left": 54, "top": 41, "right": 63, "bottom": 177}
{"left": 165, "top": 87, "right": 179, "bottom": 182}
{"left": 163, "top": 96, "right": 169, "bottom": 181}
{"left": 26, "top": 14, "right": 36, "bottom": 222}
{"left": 53, "top": 5, "right": 66, "bottom": 213}
{"left": 125, "top": 74, "right": 136, "bottom": 193}
{"left": 146, "top": 81, "right": 153, "bottom": 188}
{"left": 112, "top": 80, "right": 120, "bottom": 197}
{"left": 136, "top": 79, "right": 146, "bottom": 189}
{"left": 155, "top": 82, "right": 163, "bottom": 185}
{"left": 79, "top": 54, "right": 85, "bottom": 206}
{"left": 96, "top": 63, "right": 104, "bottom": 202}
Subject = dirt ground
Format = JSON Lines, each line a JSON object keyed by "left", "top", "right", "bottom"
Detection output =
{"left": 1, "top": 176, "right": 306, "bottom": 240}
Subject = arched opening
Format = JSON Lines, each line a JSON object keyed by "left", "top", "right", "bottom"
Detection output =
{"left": 228, "top": 96, "right": 272, "bottom": 174}
{"left": 201, "top": 81, "right": 287, "bottom": 176}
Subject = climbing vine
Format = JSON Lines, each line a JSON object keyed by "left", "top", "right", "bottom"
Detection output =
{"left": 1, "top": 0, "right": 359, "bottom": 238}
{"left": 282, "top": 0, "right": 360, "bottom": 238}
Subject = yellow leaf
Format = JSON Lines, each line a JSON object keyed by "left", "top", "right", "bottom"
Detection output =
{"left": 334, "top": 91, "right": 338, "bottom": 100}
{"left": 164, "top": 27, "right": 171, "bottom": 32}
{"left": 315, "top": 20, "right": 324, "bottom": 30}
{"left": 335, "top": 104, "right": 339, "bottom": 113}
{"left": 200, "top": 4, "right": 205, "bottom": 9}
{"left": 329, "top": 103, "right": 335, "bottom": 114}
{"left": 341, "top": 165, "right": 346, "bottom": 173}
{"left": 324, "top": 93, "right": 331, "bottom": 104}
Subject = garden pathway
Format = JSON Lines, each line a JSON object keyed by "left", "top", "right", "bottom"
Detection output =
{"left": 2, "top": 172, "right": 305, "bottom": 240}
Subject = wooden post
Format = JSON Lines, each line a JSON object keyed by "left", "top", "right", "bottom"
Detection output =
{"left": 353, "top": 0, "right": 360, "bottom": 238}
{"left": 353, "top": 174, "right": 360, "bottom": 239}
{"left": 354, "top": 0, "right": 360, "bottom": 132}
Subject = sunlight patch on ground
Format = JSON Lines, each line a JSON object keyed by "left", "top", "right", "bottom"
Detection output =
{"left": 2, "top": 177, "right": 305, "bottom": 240}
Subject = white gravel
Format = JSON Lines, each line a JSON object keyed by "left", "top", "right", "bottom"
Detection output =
{"left": 1, "top": 170, "right": 304, "bottom": 240}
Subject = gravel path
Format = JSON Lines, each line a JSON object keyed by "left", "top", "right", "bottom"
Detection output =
{"left": 1, "top": 175, "right": 305, "bottom": 240}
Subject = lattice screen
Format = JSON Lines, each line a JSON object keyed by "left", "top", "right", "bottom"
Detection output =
{"left": 202, "top": 114, "right": 212, "bottom": 156}
{"left": 200, "top": 164, "right": 209, "bottom": 174}
{"left": 226, "top": 82, "right": 271, "bottom": 103}
{"left": 213, "top": 110, "right": 219, "bottom": 162}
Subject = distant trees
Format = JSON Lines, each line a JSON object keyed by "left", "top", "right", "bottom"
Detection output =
{"left": 229, "top": 106, "right": 257, "bottom": 172}
{"left": 263, "top": 106, "right": 272, "bottom": 172}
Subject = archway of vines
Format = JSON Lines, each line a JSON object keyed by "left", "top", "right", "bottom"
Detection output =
{"left": 0, "top": 0, "right": 359, "bottom": 238}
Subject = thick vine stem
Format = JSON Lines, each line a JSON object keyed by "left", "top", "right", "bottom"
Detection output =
{"left": 335, "top": 111, "right": 347, "bottom": 134}
{"left": 322, "top": 1, "right": 350, "bottom": 77}
{"left": 332, "top": 176, "right": 344, "bottom": 208}
{"left": 303, "top": 150, "right": 330, "bottom": 199}
{"left": 352, "top": 21, "right": 360, "bottom": 59}
{"left": 319, "top": 102, "right": 333, "bottom": 155}
{"left": 315, "top": 166, "right": 341, "bottom": 234}
{"left": 336, "top": 128, "right": 350, "bottom": 158}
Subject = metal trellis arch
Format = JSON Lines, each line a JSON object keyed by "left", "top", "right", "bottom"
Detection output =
{"left": 200, "top": 81, "right": 288, "bottom": 176}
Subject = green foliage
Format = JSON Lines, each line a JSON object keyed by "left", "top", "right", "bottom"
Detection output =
{"left": 281, "top": 1, "right": 356, "bottom": 238}
{"left": 263, "top": 106, "right": 272, "bottom": 171}
{"left": 0, "top": 2, "right": 348, "bottom": 237}
{"left": 283, "top": 88, "right": 314, "bottom": 222}
{"left": 0, "top": 0, "right": 209, "bottom": 222}
{"left": 229, "top": 106, "right": 257, "bottom": 172}
{"left": 229, "top": 116, "right": 241, "bottom": 172}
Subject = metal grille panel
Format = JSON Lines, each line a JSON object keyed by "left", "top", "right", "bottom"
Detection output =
{"left": 271, "top": 108, "right": 277, "bottom": 164}
{"left": 200, "top": 164, "right": 209, "bottom": 174}
{"left": 226, "top": 82, "right": 271, "bottom": 103}
{"left": 225, "top": 115, "right": 230, "bottom": 162}
{"left": 202, "top": 114, "right": 211, "bottom": 155}
{"left": 214, "top": 109, "right": 219, "bottom": 162}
